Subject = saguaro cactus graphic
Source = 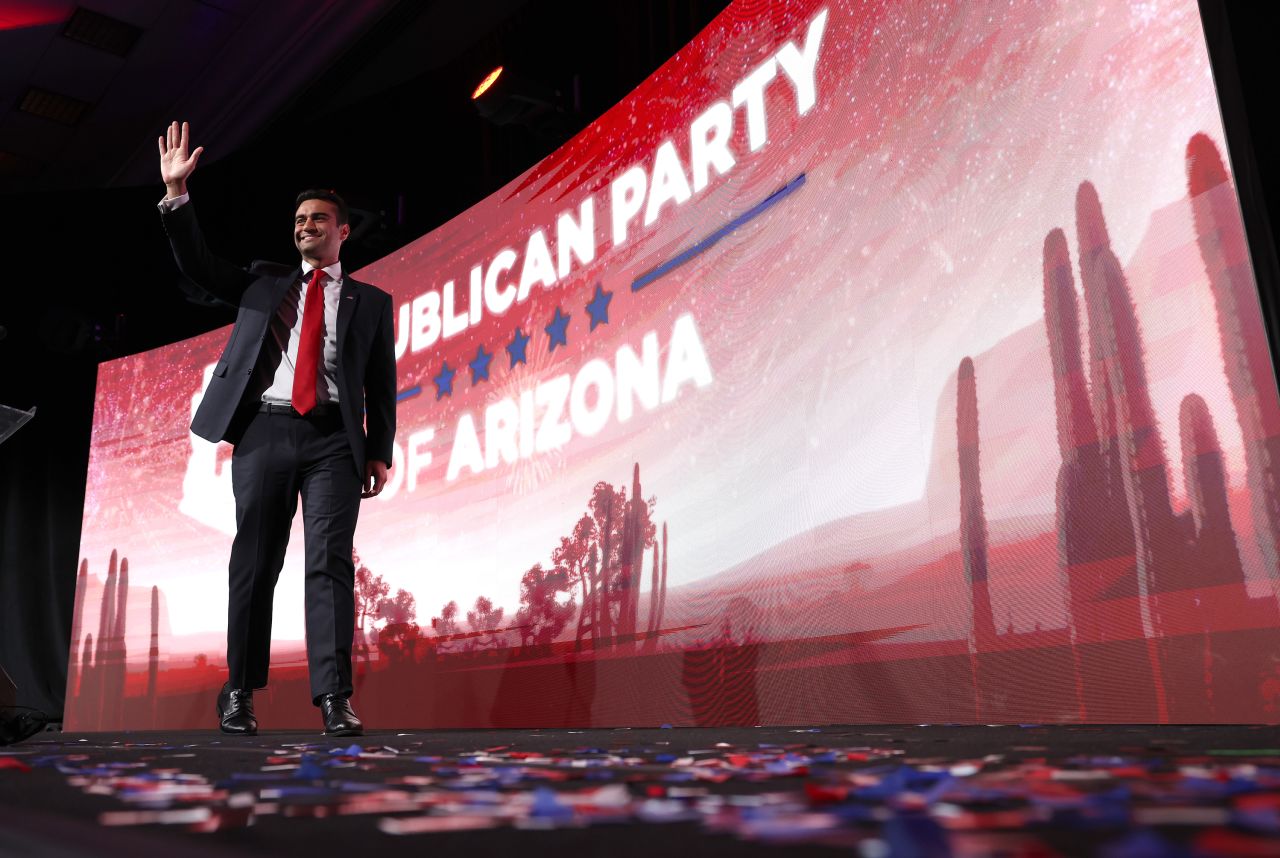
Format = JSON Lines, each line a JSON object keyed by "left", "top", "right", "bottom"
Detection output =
{"left": 1180, "top": 393, "right": 1247, "bottom": 588}
{"left": 110, "top": 557, "right": 129, "bottom": 729}
{"left": 148, "top": 585, "right": 160, "bottom": 726}
{"left": 595, "top": 495, "right": 615, "bottom": 645}
{"left": 571, "top": 466, "right": 657, "bottom": 651}
{"left": 1077, "top": 182, "right": 1184, "bottom": 632}
{"left": 644, "top": 528, "right": 661, "bottom": 650}
{"left": 68, "top": 560, "right": 88, "bottom": 699}
{"left": 619, "top": 463, "right": 645, "bottom": 645}
{"left": 92, "top": 551, "right": 117, "bottom": 729}
{"left": 643, "top": 521, "right": 670, "bottom": 651}
{"left": 957, "top": 357, "right": 997, "bottom": 652}
{"left": 1187, "top": 133, "right": 1280, "bottom": 595}
{"left": 659, "top": 522, "right": 668, "bottom": 632}
{"left": 1044, "top": 229, "right": 1098, "bottom": 463}
{"left": 77, "top": 634, "right": 93, "bottom": 727}
{"left": 1043, "top": 227, "right": 1159, "bottom": 720}
{"left": 1176, "top": 392, "right": 1252, "bottom": 719}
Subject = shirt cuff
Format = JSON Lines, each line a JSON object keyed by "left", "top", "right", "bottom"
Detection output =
{"left": 157, "top": 192, "right": 190, "bottom": 212}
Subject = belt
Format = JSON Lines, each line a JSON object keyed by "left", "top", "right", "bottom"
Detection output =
{"left": 258, "top": 401, "right": 339, "bottom": 417}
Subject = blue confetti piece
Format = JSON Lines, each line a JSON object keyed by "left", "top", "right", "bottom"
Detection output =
{"left": 1100, "top": 829, "right": 1190, "bottom": 858}
{"left": 828, "top": 803, "right": 880, "bottom": 824}
{"left": 529, "top": 787, "right": 574, "bottom": 820}
{"left": 1233, "top": 805, "right": 1280, "bottom": 833}
{"left": 296, "top": 755, "right": 328, "bottom": 780}
{"left": 1176, "top": 776, "right": 1240, "bottom": 799}
{"left": 1047, "top": 802, "right": 1130, "bottom": 831}
{"left": 337, "top": 781, "right": 386, "bottom": 793}
{"left": 1092, "top": 784, "right": 1133, "bottom": 805}
{"left": 884, "top": 812, "right": 953, "bottom": 858}
{"left": 919, "top": 774, "right": 958, "bottom": 803}
{"left": 220, "top": 773, "right": 291, "bottom": 784}
{"left": 854, "top": 766, "right": 950, "bottom": 801}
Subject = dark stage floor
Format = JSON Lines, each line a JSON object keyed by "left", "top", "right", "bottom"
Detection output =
{"left": 2, "top": 724, "right": 1279, "bottom": 856}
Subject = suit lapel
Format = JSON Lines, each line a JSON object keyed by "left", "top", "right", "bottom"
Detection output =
{"left": 273, "top": 266, "right": 359, "bottom": 359}
{"left": 272, "top": 270, "right": 298, "bottom": 307}
{"left": 336, "top": 276, "right": 360, "bottom": 359}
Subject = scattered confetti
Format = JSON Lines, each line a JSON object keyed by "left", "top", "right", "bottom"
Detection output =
{"left": 3, "top": 726, "right": 1280, "bottom": 854}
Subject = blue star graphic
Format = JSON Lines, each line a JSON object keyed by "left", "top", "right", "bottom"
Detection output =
{"left": 469, "top": 344, "right": 493, "bottom": 384}
{"left": 432, "top": 361, "right": 456, "bottom": 399}
{"left": 545, "top": 306, "right": 570, "bottom": 353}
{"left": 506, "top": 327, "right": 530, "bottom": 368}
{"left": 584, "top": 282, "right": 613, "bottom": 331}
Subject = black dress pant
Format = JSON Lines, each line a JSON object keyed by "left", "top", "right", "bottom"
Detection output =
{"left": 227, "top": 406, "right": 361, "bottom": 703}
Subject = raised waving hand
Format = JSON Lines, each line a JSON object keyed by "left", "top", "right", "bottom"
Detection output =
{"left": 158, "top": 120, "right": 203, "bottom": 198}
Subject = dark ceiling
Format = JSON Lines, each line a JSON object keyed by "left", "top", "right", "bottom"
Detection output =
{"left": 0, "top": 0, "right": 399, "bottom": 191}
{"left": 0, "top": 0, "right": 1276, "bottom": 371}
{"left": 0, "top": 0, "right": 733, "bottom": 363}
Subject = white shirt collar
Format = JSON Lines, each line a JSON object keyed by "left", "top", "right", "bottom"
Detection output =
{"left": 300, "top": 260, "right": 343, "bottom": 282}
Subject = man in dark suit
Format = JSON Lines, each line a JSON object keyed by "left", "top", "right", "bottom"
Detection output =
{"left": 157, "top": 121, "right": 396, "bottom": 736}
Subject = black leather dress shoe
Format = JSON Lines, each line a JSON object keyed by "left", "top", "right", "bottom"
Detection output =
{"left": 318, "top": 693, "right": 363, "bottom": 736}
{"left": 216, "top": 683, "right": 257, "bottom": 735}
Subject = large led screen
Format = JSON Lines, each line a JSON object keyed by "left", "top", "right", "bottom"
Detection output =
{"left": 67, "top": 0, "right": 1280, "bottom": 728}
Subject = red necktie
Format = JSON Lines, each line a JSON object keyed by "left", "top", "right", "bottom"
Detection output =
{"left": 292, "top": 268, "right": 326, "bottom": 414}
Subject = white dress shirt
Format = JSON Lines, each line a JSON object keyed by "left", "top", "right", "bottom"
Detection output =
{"left": 160, "top": 193, "right": 343, "bottom": 406}
{"left": 260, "top": 261, "right": 342, "bottom": 406}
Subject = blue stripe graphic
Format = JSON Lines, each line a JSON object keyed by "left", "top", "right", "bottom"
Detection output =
{"left": 630, "top": 172, "right": 806, "bottom": 293}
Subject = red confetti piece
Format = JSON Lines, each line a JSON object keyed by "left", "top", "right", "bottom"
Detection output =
{"left": 804, "top": 782, "right": 850, "bottom": 805}
{"left": 1195, "top": 827, "right": 1280, "bottom": 856}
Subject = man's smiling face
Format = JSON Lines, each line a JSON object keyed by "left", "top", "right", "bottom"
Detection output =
{"left": 294, "top": 198, "right": 349, "bottom": 265}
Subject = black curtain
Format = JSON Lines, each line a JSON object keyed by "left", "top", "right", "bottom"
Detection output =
{"left": 0, "top": 339, "right": 96, "bottom": 720}
{"left": 0, "top": 183, "right": 211, "bottom": 724}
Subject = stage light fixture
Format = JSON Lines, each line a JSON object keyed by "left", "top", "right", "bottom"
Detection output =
{"left": 471, "top": 66, "right": 569, "bottom": 136}
{"left": 472, "top": 66, "right": 504, "bottom": 100}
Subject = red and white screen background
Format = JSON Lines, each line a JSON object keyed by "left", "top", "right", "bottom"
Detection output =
{"left": 66, "top": 0, "right": 1280, "bottom": 728}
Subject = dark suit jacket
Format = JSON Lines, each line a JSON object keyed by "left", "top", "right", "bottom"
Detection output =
{"left": 160, "top": 201, "right": 396, "bottom": 472}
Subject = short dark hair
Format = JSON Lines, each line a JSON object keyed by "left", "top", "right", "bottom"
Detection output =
{"left": 295, "top": 189, "right": 349, "bottom": 225}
